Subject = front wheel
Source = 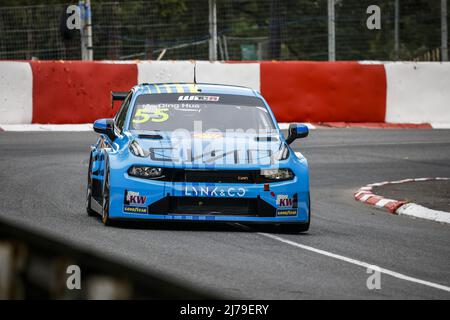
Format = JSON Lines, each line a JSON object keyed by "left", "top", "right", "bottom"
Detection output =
{"left": 101, "top": 157, "right": 112, "bottom": 226}
{"left": 86, "top": 152, "right": 96, "bottom": 217}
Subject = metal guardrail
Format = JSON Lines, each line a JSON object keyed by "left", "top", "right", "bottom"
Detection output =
{"left": 0, "top": 217, "right": 221, "bottom": 299}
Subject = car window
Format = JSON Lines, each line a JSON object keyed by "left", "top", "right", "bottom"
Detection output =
{"left": 115, "top": 91, "right": 132, "bottom": 132}
{"left": 129, "top": 93, "right": 275, "bottom": 133}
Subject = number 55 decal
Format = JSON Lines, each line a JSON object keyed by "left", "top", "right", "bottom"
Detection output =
{"left": 133, "top": 108, "right": 169, "bottom": 124}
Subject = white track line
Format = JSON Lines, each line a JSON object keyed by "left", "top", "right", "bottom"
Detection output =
{"left": 259, "top": 232, "right": 450, "bottom": 293}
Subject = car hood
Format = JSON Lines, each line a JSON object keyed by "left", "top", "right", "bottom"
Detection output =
{"left": 130, "top": 131, "right": 287, "bottom": 166}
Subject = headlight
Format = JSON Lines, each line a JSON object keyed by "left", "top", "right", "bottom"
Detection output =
{"left": 275, "top": 143, "right": 290, "bottom": 161}
{"left": 260, "top": 168, "right": 294, "bottom": 181}
{"left": 128, "top": 166, "right": 164, "bottom": 179}
{"left": 129, "top": 140, "right": 148, "bottom": 157}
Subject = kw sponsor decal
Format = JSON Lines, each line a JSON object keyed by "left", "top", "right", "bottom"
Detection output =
{"left": 125, "top": 190, "right": 147, "bottom": 205}
{"left": 124, "top": 190, "right": 148, "bottom": 214}
{"left": 184, "top": 186, "right": 246, "bottom": 197}
{"left": 178, "top": 95, "right": 219, "bottom": 102}
{"left": 276, "top": 209, "right": 297, "bottom": 216}
{"left": 276, "top": 195, "right": 294, "bottom": 207}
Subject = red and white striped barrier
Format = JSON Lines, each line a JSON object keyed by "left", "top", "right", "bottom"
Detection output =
{"left": 355, "top": 177, "right": 450, "bottom": 224}
{"left": 1, "top": 61, "right": 450, "bottom": 127}
{"left": 0, "top": 62, "right": 33, "bottom": 124}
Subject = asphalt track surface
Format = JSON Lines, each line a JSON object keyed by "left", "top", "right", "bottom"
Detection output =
{"left": 0, "top": 129, "right": 449, "bottom": 299}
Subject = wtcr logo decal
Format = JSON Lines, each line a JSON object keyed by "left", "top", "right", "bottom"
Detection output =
{"left": 178, "top": 95, "right": 219, "bottom": 102}
{"left": 125, "top": 190, "right": 147, "bottom": 206}
{"left": 184, "top": 186, "right": 246, "bottom": 197}
{"left": 276, "top": 195, "right": 294, "bottom": 207}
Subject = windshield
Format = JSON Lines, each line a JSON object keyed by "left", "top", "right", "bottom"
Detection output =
{"left": 128, "top": 93, "right": 275, "bottom": 132}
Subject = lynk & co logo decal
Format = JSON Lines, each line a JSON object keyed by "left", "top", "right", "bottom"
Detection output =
{"left": 184, "top": 186, "right": 246, "bottom": 197}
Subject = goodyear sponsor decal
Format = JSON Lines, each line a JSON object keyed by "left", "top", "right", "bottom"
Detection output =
{"left": 276, "top": 209, "right": 297, "bottom": 217}
{"left": 124, "top": 206, "right": 148, "bottom": 214}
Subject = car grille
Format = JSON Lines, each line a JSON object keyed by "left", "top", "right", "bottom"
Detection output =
{"left": 129, "top": 167, "right": 295, "bottom": 184}
{"left": 148, "top": 196, "right": 276, "bottom": 217}
{"left": 167, "top": 169, "right": 257, "bottom": 184}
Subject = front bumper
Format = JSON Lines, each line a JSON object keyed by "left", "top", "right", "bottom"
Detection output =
{"left": 108, "top": 173, "right": 310, "bottom": 223}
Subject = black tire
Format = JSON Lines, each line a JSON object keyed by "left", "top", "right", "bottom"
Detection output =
{"left": 86, "top": 152, "right": 97, "bottom": 217}
{"left": 101, "top": 155, "right": 112, "bottom": 226}
{"left": 280, "top": 222, "right": 310, "bottom": 233}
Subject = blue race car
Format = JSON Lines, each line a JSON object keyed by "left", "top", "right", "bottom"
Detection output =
{"left": 86, "top": 83, "right": 310, "bottom": 232}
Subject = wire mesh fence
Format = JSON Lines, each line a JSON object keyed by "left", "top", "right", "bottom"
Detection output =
{"left": 0, "top": 3, "right": 81, "bottom": 60}
{"left": 0, "top": 0, "right": 447, "bottom": 61}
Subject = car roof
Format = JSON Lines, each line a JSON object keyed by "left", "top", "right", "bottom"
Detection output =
{"left": 132, "top": 83, "right": 258, "bottom": 97}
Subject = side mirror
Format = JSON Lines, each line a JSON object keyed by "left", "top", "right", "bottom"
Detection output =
{"left": 285, "top": 123, "right": 309, "bottom": 145}
{"left": 93, "top": 118, "right": 116, "bottom": 140}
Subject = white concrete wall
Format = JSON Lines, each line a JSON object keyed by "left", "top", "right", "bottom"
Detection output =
{"left": 385, "top": 62, "right": 450, "bottom": 124}
{"left": 196, "top": 61, "right": 260, "bottom": 91}
{"left": 137, "top": 60, "right": 195, "bottom": 84}
{"left": 0, "top": 62, "right": 33, "bottom": 124}
{"left": 138, "top": 61, "right": 260, "bottom": 91}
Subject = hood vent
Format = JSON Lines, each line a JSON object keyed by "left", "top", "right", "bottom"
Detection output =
{"left": 255, "top": 136, "right": 279, "bottom": 142}
{"left": 138, "top": 134, "right": 163, "bottom": 140}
